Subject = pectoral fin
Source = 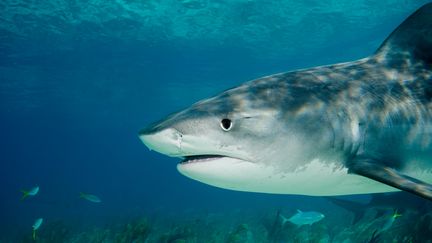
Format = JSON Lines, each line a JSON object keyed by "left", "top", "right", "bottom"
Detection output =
{"left": 348, "top": 161, "right": 432, "bottom": 201}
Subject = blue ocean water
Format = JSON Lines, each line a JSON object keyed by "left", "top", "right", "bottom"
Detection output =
{"left": 1, "top": 0, "right": 432, "bottom": 242}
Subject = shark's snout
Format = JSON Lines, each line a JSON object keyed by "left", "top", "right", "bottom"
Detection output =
{"left": 139, "top": 127, "right": 183, "bottom": 157}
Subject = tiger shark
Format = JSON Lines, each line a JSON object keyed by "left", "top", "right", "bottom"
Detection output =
{"left": 139, "top": 3, "right": 432, "bottom": 200}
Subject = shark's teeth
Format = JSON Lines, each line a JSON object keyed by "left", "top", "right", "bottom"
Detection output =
{"left": 181, "top": 155, "right": 224, "bottom": 164}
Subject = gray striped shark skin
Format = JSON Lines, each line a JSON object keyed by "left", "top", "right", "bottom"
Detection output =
{"left": 139, "top": 3, "right": 432, "bottom": 200}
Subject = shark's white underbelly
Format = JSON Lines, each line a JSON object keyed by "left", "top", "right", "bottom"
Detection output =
{"left": 177, "top": 157, "right": 432, "bottom": 196}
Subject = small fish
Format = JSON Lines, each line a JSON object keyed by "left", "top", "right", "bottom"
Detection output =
{"left": 280, "top": 210, "right": 325, "bottom": 226}
{"left": 79, "top": 192, "right": 101, "bottom": 203}
{"left": 21, "top": 186, "right": 39, "bottom": 200}
{"left": 32, "top": 218, "right": 43, "bottom": 240}
{"left": 381, "top": 209, "right": 402, "bottom": 232}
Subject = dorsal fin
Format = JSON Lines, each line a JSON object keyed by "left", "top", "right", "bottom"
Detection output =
{"left": 375, "top": 3, "right": 432, "bottom": 66}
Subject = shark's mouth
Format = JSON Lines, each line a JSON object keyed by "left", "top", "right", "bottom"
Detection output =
{"left": 181, "top": 155, "right": 225, "bottom": 164}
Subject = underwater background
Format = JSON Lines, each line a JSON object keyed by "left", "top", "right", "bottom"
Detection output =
{"left": 1, "top": 0, "right": 432, "bottom": 242}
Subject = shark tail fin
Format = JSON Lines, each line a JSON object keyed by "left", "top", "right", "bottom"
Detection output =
{"left": 32, "top": 229, "right": 36, "bottom": 241}
{"left": 21, "top": 190, "right": 29, "bottom": 201}
{"left": 79, "top": 192, "right": 85, "bottom": 198}
{"left": 375, "top": 3, "right": 432, "bottom": 66}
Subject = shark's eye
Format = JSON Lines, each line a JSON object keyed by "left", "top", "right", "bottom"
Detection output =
{"left": 220, "top": 118, "right": 233, "bottom": 131}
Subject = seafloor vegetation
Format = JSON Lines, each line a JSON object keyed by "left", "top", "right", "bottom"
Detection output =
{"left": 11, "top": 205, "right": 432, "bottom": 243}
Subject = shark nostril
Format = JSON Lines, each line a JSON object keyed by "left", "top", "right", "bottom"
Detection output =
{"left": 175, "top": 131, "right": 183, "bottom": 151}
{"left": 139, "top": 127, "right": 183, "bottom": 156}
